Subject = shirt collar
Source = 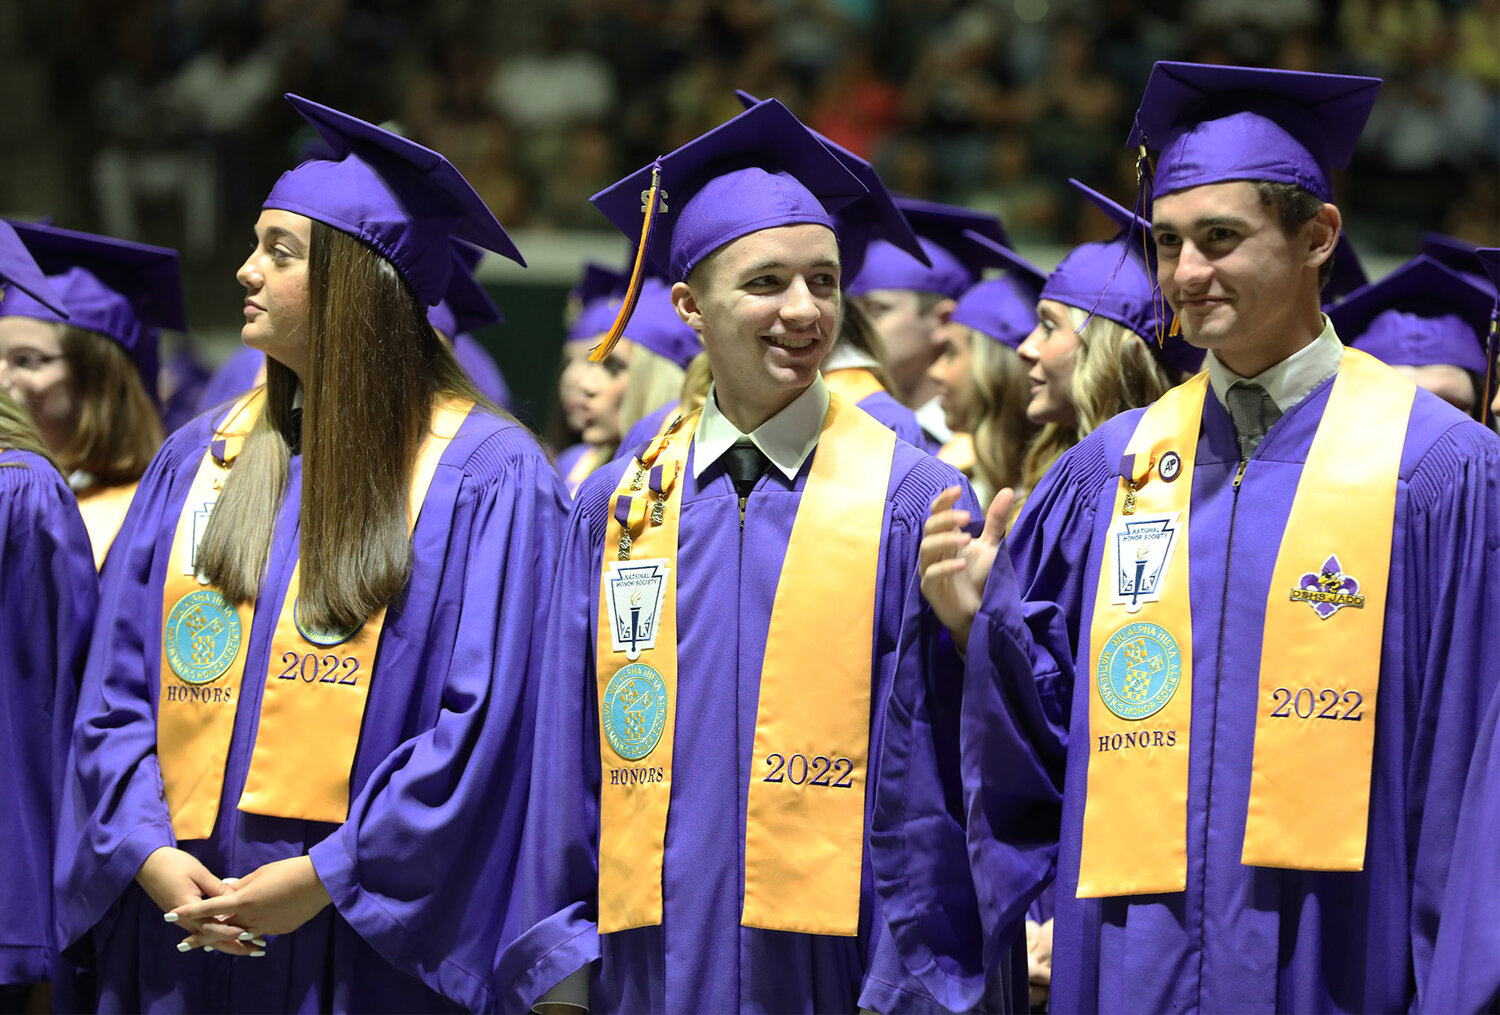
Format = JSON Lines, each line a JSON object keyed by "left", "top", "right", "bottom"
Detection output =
{"left": 821, "top": 340, "right": 881, "bottom": 373}
{"left": 692, "top": 375, "right": 830, "bottom": 482}
{"left": 1207, "top": 316, "right": 1344, "bottom": 414}
{"left": 914, "top": 396, "right": 953, "bottom": 443}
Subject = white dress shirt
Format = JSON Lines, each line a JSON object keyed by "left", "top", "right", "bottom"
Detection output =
{"left": 1206, "top": 316, "right": 1345, "bottom": 414}
{"left": 692, "top": 376, "right": 830, "bottom": 482}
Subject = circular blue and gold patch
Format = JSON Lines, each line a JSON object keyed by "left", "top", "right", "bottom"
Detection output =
{"left": 164, "top": 589, "right": 242, "bottom": 685}
{"left": 602, "top": 662, "right": 669, "bottom": 761}
{"left": 1095, "top": 621, "right": 1181, "bottom": 720}
{"left": 293, "top": 597, "right": 364, "bottom": 648}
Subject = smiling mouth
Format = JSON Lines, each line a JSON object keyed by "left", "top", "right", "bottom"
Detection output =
{"left": 764, "top": 335, "right": 817, "bottom": 350}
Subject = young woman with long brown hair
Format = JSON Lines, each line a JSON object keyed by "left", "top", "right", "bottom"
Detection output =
{"left": 0, "top": 233, "right": 99, "bottom": 1014}
{"left": 55, "top": 96, "right": 568, "bottom": 1014}
{"left": 0, "top": 223, "right": 183, "bottom": 568}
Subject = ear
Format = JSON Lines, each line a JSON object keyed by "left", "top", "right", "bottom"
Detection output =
{"left": 671, "top": 281, "right": 703, "bottom": 331}
{"left": 1306, "top": 202, "right": 1341, "bottom": 272}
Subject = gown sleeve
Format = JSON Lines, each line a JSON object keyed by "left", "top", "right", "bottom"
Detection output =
{"left": 0, "top": 455, "right": 97, "bottom": 985}
{"left": 305, "top": 433, "right": 570, "bottom": 1013}
{"left": 53, "top": 425, "right": 206, "bottom": 953}
{"left": 872, "top": 465, "right": 1037, "bottom": 1014}
{"left": 1399, "top": 423, "right": 1500, "bottom": 1013}
{"left": 959, "top": 435, "right": 1113, "bottom": 997}
{"left": 491, "top": 471, "right": 611, "bottom": 1012}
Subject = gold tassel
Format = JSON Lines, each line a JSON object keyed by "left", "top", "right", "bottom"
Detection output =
{"left": 590, "top": 162, "right": 666, "bottom": 364}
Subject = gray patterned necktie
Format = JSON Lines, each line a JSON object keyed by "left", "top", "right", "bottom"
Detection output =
{"left": 1226, "top": 381, "right": 1281, "bottom": 460}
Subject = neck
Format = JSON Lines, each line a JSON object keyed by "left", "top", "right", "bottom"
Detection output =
{"left": 1213, "top": 302, "right": 1324, "bottom": 380}
{"left": 713, "top": 381, "right": 807, "bottom": 435}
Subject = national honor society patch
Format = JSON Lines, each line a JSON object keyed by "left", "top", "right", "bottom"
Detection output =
{"left": 1110, "top": 511, "right": 1181, "bottom": 613}
{"left": 604, "top": 557, "right": 670, "bottom": 660}
{"left": 165, "top": 589, "right": 242, "bottom": 684}
{"left": 1096, "top": 622, "right": 1182, "bottom": 720}
{"left": 602, "top": 662, "right": 669, "bottom": 761}
{"left": 1289, "top": 553, "right": 1366, "bottom": 619}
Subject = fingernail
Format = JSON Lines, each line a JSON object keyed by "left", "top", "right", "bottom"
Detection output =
{"left": 203, "top": 946, "right": 215, "bottom": 952}
{"left": 250, "top": 950, "right": 266, "bottom": 957}
{"left": 176, "top": 941, "right": 191, "bottom": 952}
{"left": 238, "top": 932, "right": 253, "bottom": 941}
{"left": 222, "top": 877, "right": 239, "bottom": 884}
{"left": 252, "top": 938, "right": 267, "bottom": 947}
{"left": 163, "top": 913, "right": 180, "bottom": 923}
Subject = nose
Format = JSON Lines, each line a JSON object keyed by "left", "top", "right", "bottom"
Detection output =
{"left": 1170, "top": 240, "right": 1212, "bottom": 293}
{"left": 236, "top": 255, "right": 262, "bottom": 291}
{"left": 1017, "top": 323, "right": 1045, "bottom": 366}
{"left": 780, "top": 277, "right": 820, "bottom": 328}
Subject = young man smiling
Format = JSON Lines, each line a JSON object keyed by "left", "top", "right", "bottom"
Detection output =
{"left": 502, "top": 99, "right": 1013, "bottom": 1014}
{"left": 894, "top": 63, "right": 1500, "bottom": 1012}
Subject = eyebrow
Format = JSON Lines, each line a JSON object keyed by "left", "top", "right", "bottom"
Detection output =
{"left": 741, "top": 257, "right": 841, "bottom": 275}
{"left": 1152, "top": 214, "right": 1253, "bottom": 234}
{"left": 259, "top": 226, "right": 307, "bottom": 251}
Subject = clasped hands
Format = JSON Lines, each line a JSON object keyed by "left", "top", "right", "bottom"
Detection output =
{"left": 135, "top": 846, "right": 332, "bottom": 958}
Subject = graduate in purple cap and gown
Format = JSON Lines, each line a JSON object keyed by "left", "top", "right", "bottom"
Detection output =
{"left": 592, "top": 278, "right": 701, "bottom": 461}
{"left": 500, "top": 97, "right": 1022, "bottom": 1014}
{"left": 554, "top": 266, "right": 626, "bottom": 494}
{"left": 847, "top": 198, "right": 1016, "bottom": 452}
{"left": 0, "top": 226, "right": 99, "bottom": 1010}
{"left": 1328, "top": 254, "right": 1497, "bottom": 419}
{"left": 0, "top": 222, "right": 185, "bottom": 569}
{"left": 54, "top": 94, "right": 567, "bottom": 1013}
{"left": 887, "top": 62, "right": 1500, "bottom": 1014}
{"left": 928, "top": 268, "right": 1042, "bottom": 504}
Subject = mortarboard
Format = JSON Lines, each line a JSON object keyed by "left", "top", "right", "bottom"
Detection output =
{"left": 264, "top": 94, "right": 526, "bottom": 311}
{"left": 588, "top": 98, "right": 867, "bottom": 361}
{"left": 949, "top": 272, "right": 1040, "bottom": 350}
{"left": 566, "top": 262, "right": 627, "bottom": 343}
{"left": 734, "top": 89, "right": 927, "bottom": 281}
{"left": 0, "top": 220, "right": 66, "bottom": 318}
{"left": 847, "top": 198, "right": 1010, "bottom": 300}
{"left": 1419, "top": 232, "right": 1492, "bottom": 287}
{"left": 1130, "top": 62, "right": 1381, "bottom": 203}
{"left": 1329, "top": 256, "right": 1493, "bottom": 381}
{"left": 622, "top": 279, "right": 701, "bottom": 370}
{"left": 1, "top": 220, "right": 186, "bottom": 397}
{"left": 1048, "top": 179, "right": 1202, "bottom": 374}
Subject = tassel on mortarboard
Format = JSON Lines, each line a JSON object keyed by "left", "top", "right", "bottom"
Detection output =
{"left": 590, "top": 160, "right": 666, "bottom": 364}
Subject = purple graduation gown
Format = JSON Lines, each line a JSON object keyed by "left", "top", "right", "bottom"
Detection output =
{"left": 499, "top": 433, "right": 1022, "bottom": 1013}
{"left": 55, "top": 405, "right": 568, "bottom": 1013}
{"left": 877, "top": 371, "right": 1500, "bottom": 1013}
{"left": 0, "top": 452, "right": 97, "bottom": 987}
{"left": 452, "top": 334, "right": 516, "bottom": 415}
{"left": 1427, "top": 680, "right": 1500, "bottom": 1013}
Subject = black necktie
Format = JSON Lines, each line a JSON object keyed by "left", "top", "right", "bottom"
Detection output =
{"left": 724, "top": 440, "right": 771, "bottom": 500}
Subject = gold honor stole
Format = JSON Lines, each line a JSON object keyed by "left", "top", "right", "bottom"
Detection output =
{"left": 822, "top": 366, "right": 886, "bottom": 406}
{"left": 595, "top": 394, "right": 896, "bottom": 936}
{"left": 1077, "top": 351, "right": 1413, "bottom": 897}
{"left": 158, "top": 396, "right": 473, "bottom": 839}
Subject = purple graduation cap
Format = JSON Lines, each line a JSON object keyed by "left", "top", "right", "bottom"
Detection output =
{"left": 1480, "top": 248, "right": 1499, "bottom": 411}
{"left": 1419, "top": 232, "right": 1493, "bottom": 287}
{"left": 264, "top": 94, "right": 525, "bottom": 312}
{"left": 427, "top": 240, "right": 502, "bottom": 338}
{"left": 1329, "top": 255, "right": 1494, "bottom": 379}
{"left": 734, "top": 89, "right": 926, "bottom": 282}
{"left": 622, "top": 279, "right": 701, "bottom": 369}
{"left": 1130, "top": 62, "right": 1381, "bottom": 203}
{"left": 589, "top": 97, "right": 867, "bottom": 361}
{"left": 949, "top": 273, "right": 1040, "bottom": 350}
{"left": 0, "top": 220, "right": 67, "bottom": 317}
{"left": 846, "top": 197, "right": 1010, "bottom": 300}
{"left": 1, "top": 220, "right": 187, "bottom": 399}
{"left": 1050, "top": 179, "right": 1202, "bottom": 375}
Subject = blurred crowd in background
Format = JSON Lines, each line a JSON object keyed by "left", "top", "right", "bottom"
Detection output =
{"left": 2, "top": 0, "right": 1495, "bottom": 339}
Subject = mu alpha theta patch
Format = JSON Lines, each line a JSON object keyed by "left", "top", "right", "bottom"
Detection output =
{"left": 1289, "top": 554, "right": 1366, "bottom": 620}
{"left": 164, "top": 588, "right": 242, "bottom": 684}
{"left": 1096, "top": 621, "right": 1182, "bottom": 720}
{"left": 602, "top": 662, "right": 668, "bottom": 761}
